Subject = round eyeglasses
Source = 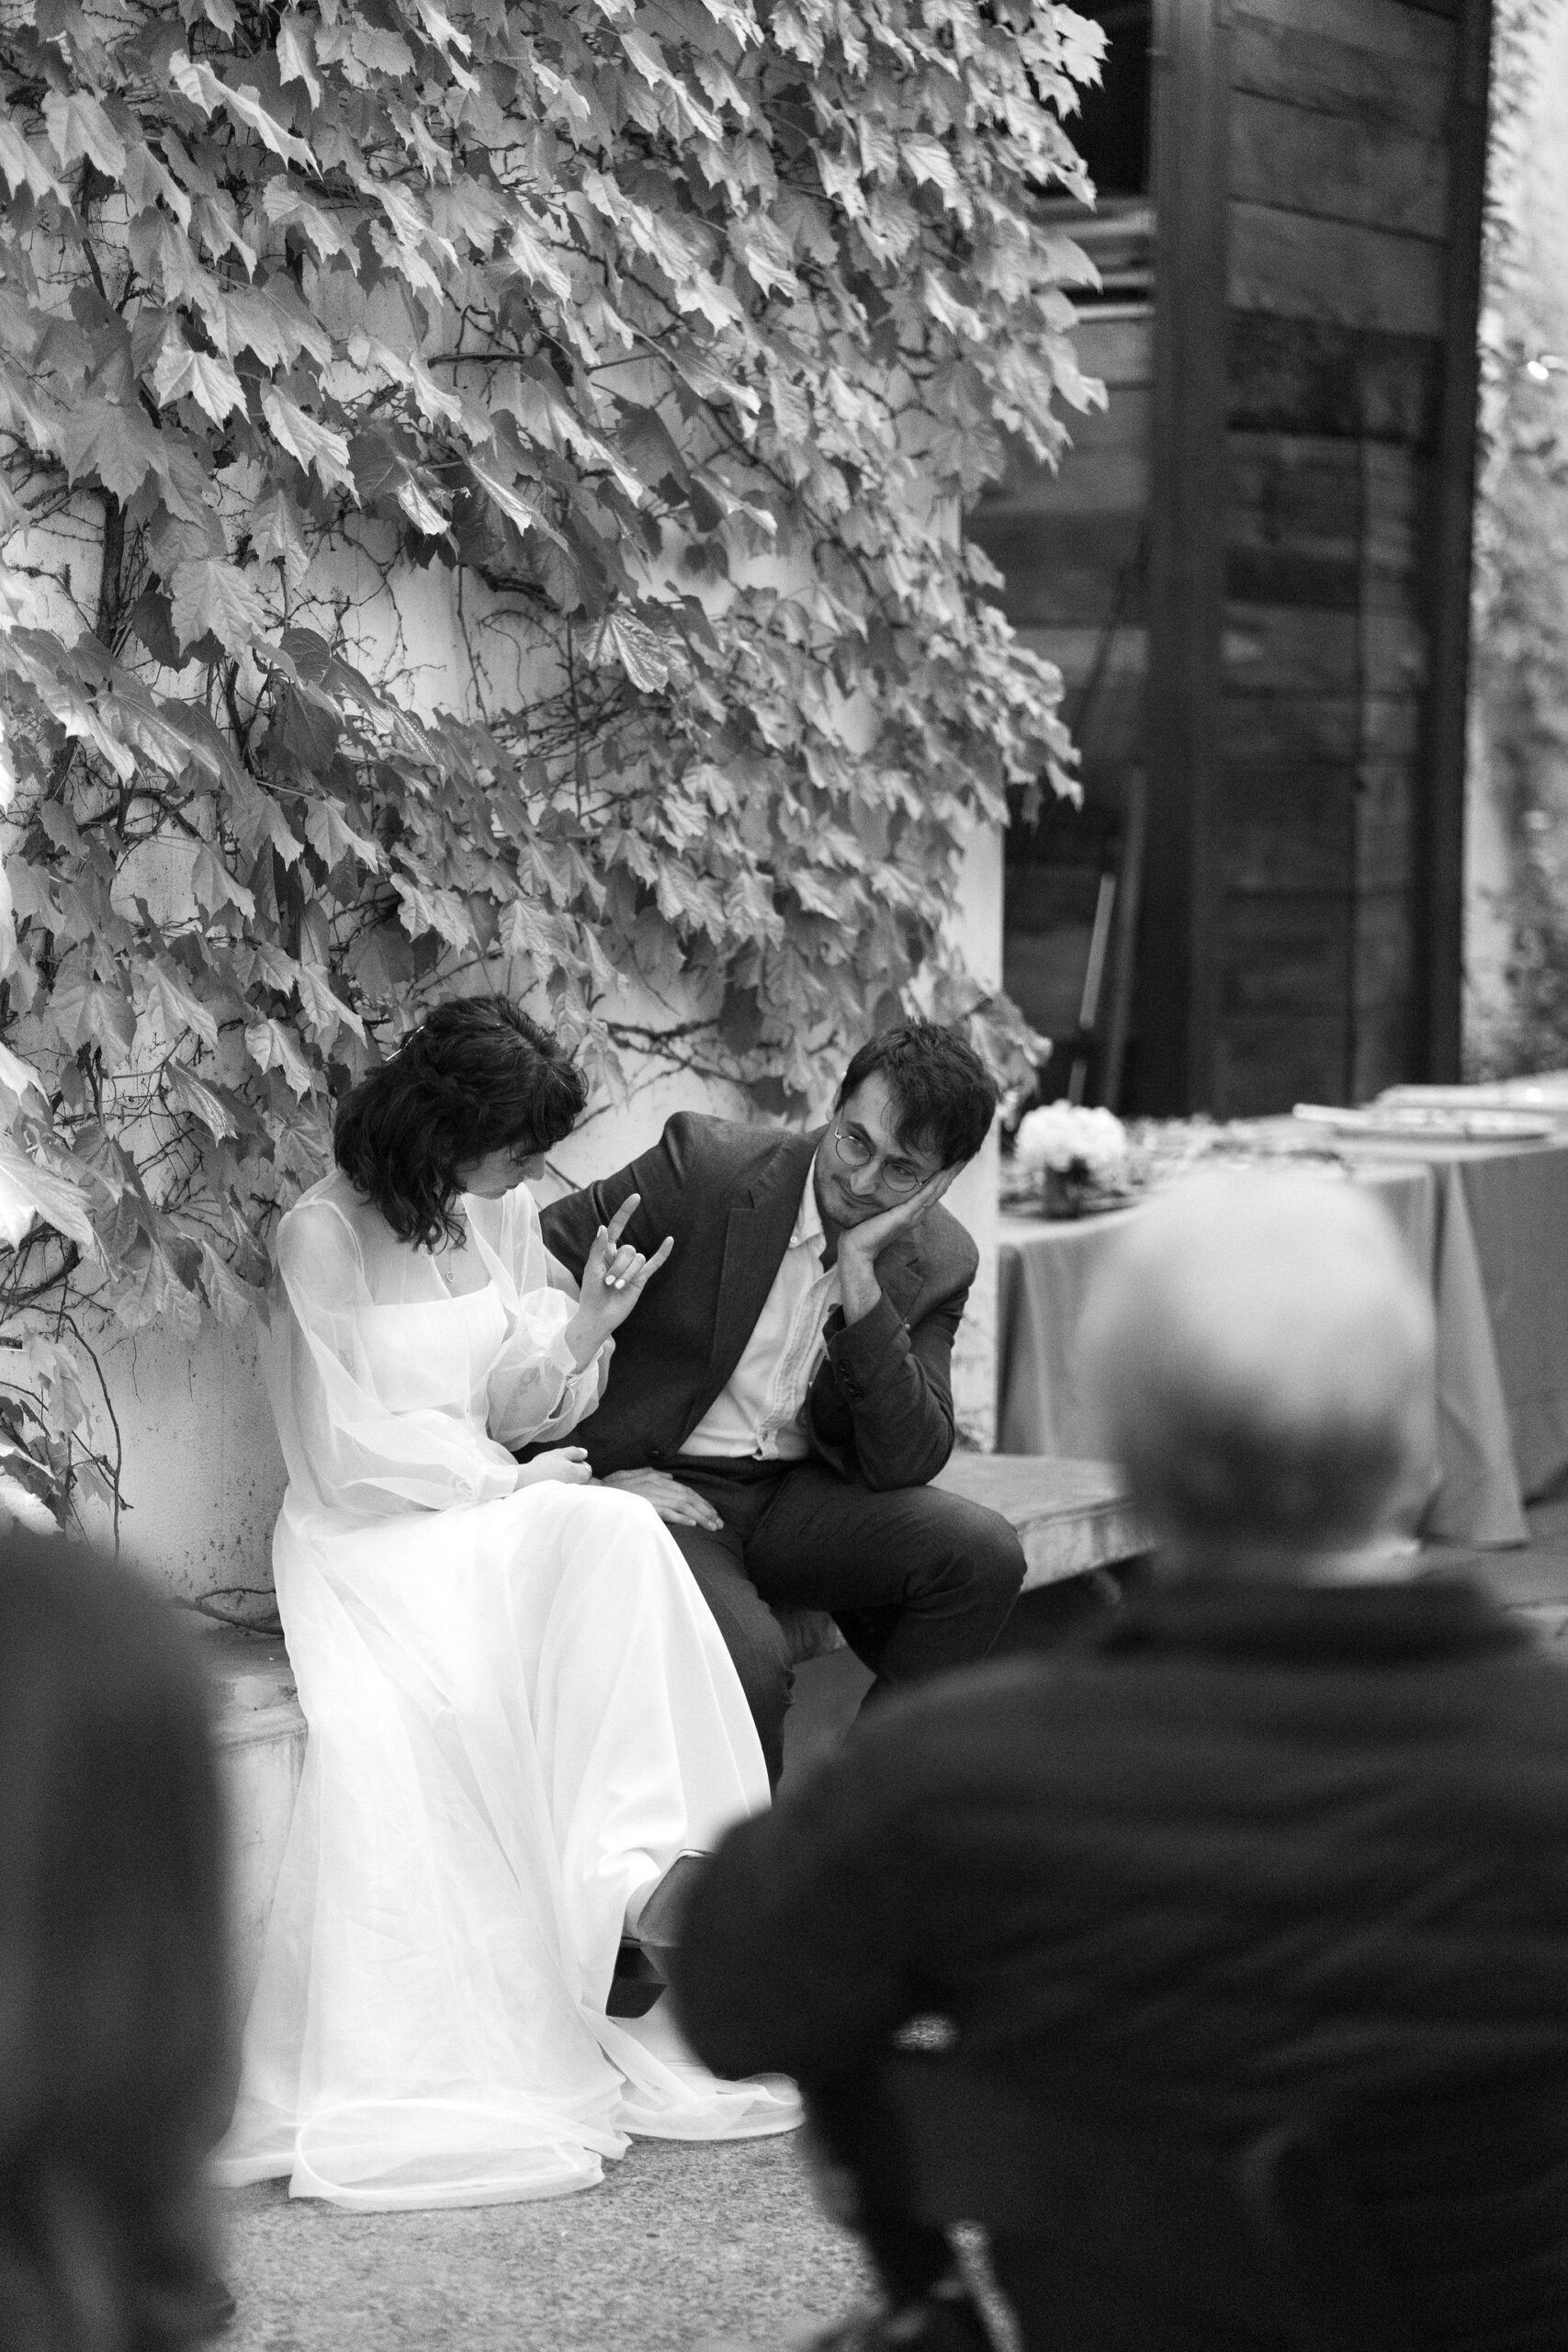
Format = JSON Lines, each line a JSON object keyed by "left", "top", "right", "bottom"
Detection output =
{"left": 829, "top": 1122, "right": 933, "bottom": 1200}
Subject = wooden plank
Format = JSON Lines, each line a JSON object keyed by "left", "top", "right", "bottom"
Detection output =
{"left": 1229, "top": 91, "right": 1448, "bottom": 240}
{"left": 1214, "top": 1014, "right": 1349, "bottom": 1114}
{"left": 1351, "top": 990, "right": 1416, "bottom": 1102}
{"left": 985, "top": 444, "right": 1150, "bottom": 518}
{"left": 1357, "top": 759, "right": 1416, "bottom": 889}
{"left": 1233, "top": 0, "right": 1456, "bottom": 66}
{"left": 1058, "top": 385, "right": 1155, "bottom": 456}
{"left": 1226, "top": 311, "right": 1441, "bottom": 440}
{"left": 1073, "top": 311, "right": 1154, "bottom": 390}
{"left": 1223, "top": 603, "right": 1358, "bottom": 695}
{"left": 1230, "top": 9, "right": 1452, "bottom": 138}
{"left": 1139, "top": 0, "right": 1231, "bottom": 1113}
{"left": 1229, "top": 201, "right": 1448, "bottom": 338}
{"left": 1215, "top": 765, "right": 1355, "bottom": 893}
{"left": 1414, "top": 0, "right": 1491, "bottom": 1082}
{"left": 1353, "top": 888, "right": 1415, "bottom": 1009}
{"left": 966, "top": 509, "right": 1145, "bottom": 625}
{"left": 1226, "top": 433, "right": 1359, "bottom": 606}
{"left": 1219, "top": 892, "right": 1352, "bottom": 1015}
{"left": 1221, "top": 694, "right": 1359, "bottom": 763}
{"left": 1363, "top": 609, "right": 1427, "bottom": 695}
{"left": 1021, "top": 625, "right": 1149, "bottom": 690}
{"left": 1016, "top": 632, "right": 1145, "bottom": 760}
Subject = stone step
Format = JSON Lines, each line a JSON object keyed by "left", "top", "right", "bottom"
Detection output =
{"left": 198, "top": 1458, "right": 1146, "bottom": 1993}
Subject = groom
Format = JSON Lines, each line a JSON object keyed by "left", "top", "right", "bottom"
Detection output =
{"left": 537, "top": 1023, "right": 1027, "bottom": 1783}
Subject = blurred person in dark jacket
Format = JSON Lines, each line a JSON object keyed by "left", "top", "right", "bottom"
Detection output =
{"left": 671, "top": 1170, "right": 1568, "bottom": 2352}
{"left": 0, "top": 1534, "right": 235, "bottom": 2350}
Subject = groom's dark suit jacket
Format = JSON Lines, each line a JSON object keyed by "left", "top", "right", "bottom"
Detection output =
{"left": 538, "top": 1114, "right": 976, "bottom": 1490}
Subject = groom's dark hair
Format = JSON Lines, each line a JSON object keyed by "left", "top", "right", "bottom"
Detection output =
{"left": 835, "top": 1023, "right": 998, "bottom": 1169}
{"left": 335, "top": 998, "right": 587, "bottom": 1248}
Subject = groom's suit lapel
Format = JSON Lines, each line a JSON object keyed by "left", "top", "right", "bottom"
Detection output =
{"left": 676, "top": 1127, "right": 821, "bottom": 1448}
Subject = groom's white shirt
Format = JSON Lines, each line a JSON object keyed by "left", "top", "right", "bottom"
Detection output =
{"left": 684, "top": 1170, "right": 842, "bottom": 1462}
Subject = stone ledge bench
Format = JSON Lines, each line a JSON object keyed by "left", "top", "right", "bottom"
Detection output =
{"left": 201, "top": 1455, "right": 1146, "bottom": 1999}
{"left": 776, "top": 1453, "right": 1148, "bottom": 1662}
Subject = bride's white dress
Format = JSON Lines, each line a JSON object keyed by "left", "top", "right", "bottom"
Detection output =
{"left": 214, "top": 1168, "right": 797, "bottom": 2210}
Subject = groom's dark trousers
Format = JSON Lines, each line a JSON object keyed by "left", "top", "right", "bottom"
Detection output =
{"left": 538, "top": 1113, "right": 1026, "bottom": 1784}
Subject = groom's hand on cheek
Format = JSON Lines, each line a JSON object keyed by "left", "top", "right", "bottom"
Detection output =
{"left": 835, "top": 1165, "right": 959, "bottom": 1326}
{"left": 602, "top": 1468, "right": 726, "bottom": 1534}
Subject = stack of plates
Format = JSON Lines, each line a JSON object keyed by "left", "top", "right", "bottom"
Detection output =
{"left": 1293, "top": 1102, "right": 1556, "bottom": 1144}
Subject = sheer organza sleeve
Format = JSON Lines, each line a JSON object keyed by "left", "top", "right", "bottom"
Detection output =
{"left": 269, "top": 1200, "right": 524, "bottom": 1515}
{"left": 476, "top": 1193, "right": 611, "bottom": 1450}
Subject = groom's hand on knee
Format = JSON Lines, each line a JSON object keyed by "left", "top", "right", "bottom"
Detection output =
{"left": 603, "top": 1468, "right": 726, "bottom": 1532}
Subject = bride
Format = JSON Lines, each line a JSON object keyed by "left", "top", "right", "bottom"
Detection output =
{"left": 216, "top": 998, "right": 797, "bottom": 2210}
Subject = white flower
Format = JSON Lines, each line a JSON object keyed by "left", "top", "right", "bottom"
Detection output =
{"left": 1014, "top": 1102, "right": 1129, "bottom": 1182}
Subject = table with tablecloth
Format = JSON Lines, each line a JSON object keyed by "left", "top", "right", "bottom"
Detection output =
{"left": 997, "top": 1132, "right": 1568, "bottom": 1547}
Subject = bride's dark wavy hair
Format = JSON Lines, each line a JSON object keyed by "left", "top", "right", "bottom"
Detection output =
{"left": 334, "top": 999, "right": 587, "bottom": 1248}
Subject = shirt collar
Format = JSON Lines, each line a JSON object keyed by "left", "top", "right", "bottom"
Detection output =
{"left": 791, "top": 1164, "right": 829, "bottom": 1258}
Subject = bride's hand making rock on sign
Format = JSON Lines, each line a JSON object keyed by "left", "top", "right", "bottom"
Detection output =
{"left": 565, "top": 1193, "right": 672, "bottom": 1368}
{"left": 515, "top": 1196, "right": 671, "bottom": 1492}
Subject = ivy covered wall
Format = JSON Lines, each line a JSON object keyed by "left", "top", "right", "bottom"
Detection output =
{"left": 0, "top": 0, "right": 1101, "bottom": 1559}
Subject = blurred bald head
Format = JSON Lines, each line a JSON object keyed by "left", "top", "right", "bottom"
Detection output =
{"left": 1082, "top": 1170, "right": 1435, "bottom": 1559}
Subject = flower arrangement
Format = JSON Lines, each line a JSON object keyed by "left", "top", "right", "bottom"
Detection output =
{"left": 1014, "top": 1103, "right": 1132, "bottom": 1187}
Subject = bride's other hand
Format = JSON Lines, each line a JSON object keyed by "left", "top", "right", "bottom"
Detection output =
{"left": 566, "top": 1194, "right": 673, "bottom": 1366}
{"left": 602, "top": 1469, "right": 725, "bottom": 1533}
{"left": 513, "top": 1446, "right": 593, "bottom": 1489}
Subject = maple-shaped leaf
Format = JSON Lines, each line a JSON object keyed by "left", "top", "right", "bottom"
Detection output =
{"left": 262, "top": 389, "right": 356, "bottom": 497}
{"left": 0, "top": 1136, "right": 99, "bottom": 1254}
{"left": 243, "top": 1014, "right": 315, "bottom": 1097}
{"left": 295, "top": 963, "right": 365, "bottom": 1043}
{"left": 48, "top": 973, "right": 137, "bottom": 1069}
{"left": 153, "top": 341, "right": 246, "bottom": 424}
{"left": 261, "top": 178, "right": 360, "bottom": 261}
{"left": 276, "top": 10, "right": 322, "bottom": 107}
{"left": 170, "top": 557, "right": 265, "bottom": 657}
{"left": 251, "top": 488, "right": 311, "bottom": 592}
{"left": 146, "top": 960, "right": 221, "bottom": 1051}
{"left": 57, "top": 400, "right": 167, "bottom": 502}
{"left": 168, "top": 54, "right": 318, "bottom": 172}
{"left": 0, "top": 119, "right": 66, "bottom": 204}
{"left": 167, "top": 1065, "right": 239, "bottom": 1141}
{"left": 302, "top": 797, "right": 382, "bottom": 874}
{"left": 42, "top": 89, "right": 127, "bottom": 179}
{"left": 593, "top": 610, "right": 671, "bottom": 695}
{"left": 191, "top": 846, "right": 257, "bottom": 921}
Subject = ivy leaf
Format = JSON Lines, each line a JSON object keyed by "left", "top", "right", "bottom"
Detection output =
{"left": 0, "top": 120, "right": 66, "bottom": 204}
{"left": 152, "top": 341, "right": 246, "bottom": 424}
{"left": 0, "top": 1136, "right": 98, "bottom": 1253}
{"left": 276, "top": 10, "right": 321, "bottom": 107}
{"left": 42, "top": 89, "right": 127, "bottom": 178}
{"left": 244, "top": 1015, "right": 315, "bottom": 1097}
{"left": 167, "top": 1064, "right": 238, "bottom": 1140}
{"left": 262, "top": 389, "right": 356, "bottom": 497}
{"left": 594, "top": 610, "right": 670, "bottom": 695}
{"left": 190, "top": 846, "right": 256, "bottom": 921}
{"left": 147, "top": 960, "right": 220, "bottom": 1051}
{"left": 170, "top": 557, "right": 265, "bottom": 657}
{"left": 49, "top": 973, "right": 137, "bottom": 1069}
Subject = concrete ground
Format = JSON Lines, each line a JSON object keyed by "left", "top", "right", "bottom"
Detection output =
{"left": 219, "top": 1509, "right": 1568, "bottom": 2352}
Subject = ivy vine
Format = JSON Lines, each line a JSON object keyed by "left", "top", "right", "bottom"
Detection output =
{"left": 0, "top": 0, "right": 1101, "bottom": 1529}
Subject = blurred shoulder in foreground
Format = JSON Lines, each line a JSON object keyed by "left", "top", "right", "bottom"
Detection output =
{"left": 0, "top": 1532, "right": 233, "bottom": 2352}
